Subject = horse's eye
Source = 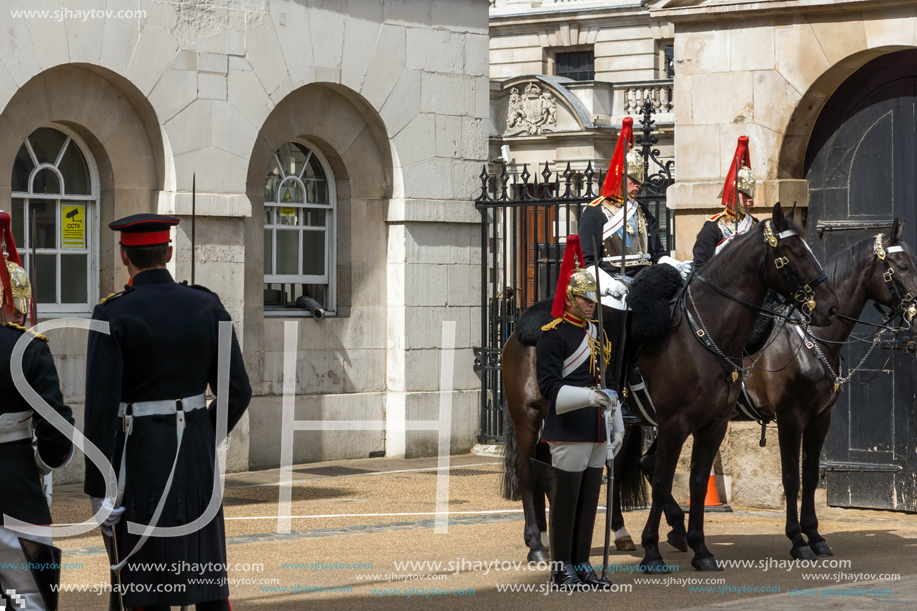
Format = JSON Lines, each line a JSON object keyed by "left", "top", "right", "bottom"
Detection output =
{"left": 900, "top": 263, "right": 910, "bottom": 272}
{"left": 793, "top": 250, "right": 805, "bottom": 259}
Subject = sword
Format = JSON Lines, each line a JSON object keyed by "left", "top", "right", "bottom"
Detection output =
{"left": 191, "top": 173, "right": 196, "bottom": 285}
{"left": 734, "top": 156, "right": 740, "bottom": 237}
{"left": 103, "top": 529, "right": 125, "bottom": 611}
{"left": 593, "top": 236, "right": 614, "bottom": 582}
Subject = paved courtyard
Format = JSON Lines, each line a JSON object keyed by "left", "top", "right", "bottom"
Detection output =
{"left": 47, "top": 453, "right": 917, "bottom": 610}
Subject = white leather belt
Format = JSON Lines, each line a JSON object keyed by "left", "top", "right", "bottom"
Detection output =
{"left": 0, "top": 410, "right": 33, "bottom": 444}
{"left": 112, "top": 392, "right": 207, "bottom": 574}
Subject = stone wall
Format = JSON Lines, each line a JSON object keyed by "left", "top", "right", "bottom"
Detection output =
{"left": 0, "top": 0, "right": 490, "bottom": 482}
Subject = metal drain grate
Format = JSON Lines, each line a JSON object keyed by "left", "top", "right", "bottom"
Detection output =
{"left": 295, "top": 466, "right": 378, "bottom": 477}
{"left": 418, "top": 468, "right": 500, "bottom": 477}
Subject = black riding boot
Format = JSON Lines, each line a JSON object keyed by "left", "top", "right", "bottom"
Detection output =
{"left": 531, "top": 458, "right": 588, "bottom": 591}
{"left": 572, "top": 466, "right": 613, "bottom": 588}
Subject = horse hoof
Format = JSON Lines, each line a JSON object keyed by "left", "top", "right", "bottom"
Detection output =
{"left": 791, "top": 545, "right": 817, "bottom": 561}
{"left": 527, "top": 548, "right": 550, "bottom": 564}
{"left": 615, "top": 536, "right": 637, "bottom": 552}
{"left": 640, "top": 558, "right": 671, "bottom": 574}
{"left": 810, "top": 541, "right": 833, "bottom": 557}
{"left": 691, "top": 557, "right": 723, "bottom": 572}
{"left": 667, "top": 532, "right": 688, "bottom": 553}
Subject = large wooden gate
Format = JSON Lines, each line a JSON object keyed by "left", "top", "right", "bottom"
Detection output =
{"left": 806, "top": 49, "right": 917, "bottom": 511}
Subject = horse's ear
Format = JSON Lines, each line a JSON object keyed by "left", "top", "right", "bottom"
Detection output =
{"left": 787, "top": 202, "right": 798, "bottom": 225}
{"left": 890, "top": 217, "right": 900, "bottom": 245}
{"left": 772, "top": 201, "right": 786, "bottom": 230}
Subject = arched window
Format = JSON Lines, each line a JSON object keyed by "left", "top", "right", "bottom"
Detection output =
{"left": 10, "top": 126, "right": 98, "bottom": 313}
{"left": 263, "top": 141, "right": 336, "bottom": 312}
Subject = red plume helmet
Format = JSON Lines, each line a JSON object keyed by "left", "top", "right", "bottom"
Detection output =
{"left": 551, "top": 234, "right": 592, "bottom": 319}
{"left": 0, "top": 212, "right": 18, "bottom": 316}
{"left": 599, "top": 117, "right": 635, "bottom": 203}
{"left": 721, "top": 136, "right": 752, "bottom": 215}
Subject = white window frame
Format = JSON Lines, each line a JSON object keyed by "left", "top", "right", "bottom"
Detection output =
{"left": 263, "top": 139, "right": 337, "bottom": 313}
{"left": 11, "top": 124, "right": 100, "bottom": 315}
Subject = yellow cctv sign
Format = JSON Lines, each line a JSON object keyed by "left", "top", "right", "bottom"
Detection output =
{"left": 62, "top": 204, "right": 85, "bottom": 249}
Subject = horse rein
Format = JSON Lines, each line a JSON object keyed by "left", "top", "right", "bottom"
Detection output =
{"left": 682, "top": 220, "right": 827, "bottom": 381}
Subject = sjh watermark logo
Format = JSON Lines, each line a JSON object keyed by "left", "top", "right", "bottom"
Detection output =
{"left": 6, "top": 319, "right": 459, "bottom": 546}
{"left": 1, "top": 588, "right": 25, "bottom": 610}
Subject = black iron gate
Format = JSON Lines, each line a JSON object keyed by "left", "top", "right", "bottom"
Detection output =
{"left": 806, "top": 49, "right": 917, "bottom": 511}
{"left": 473, "top": 99, "right": 675, "bottom": 443}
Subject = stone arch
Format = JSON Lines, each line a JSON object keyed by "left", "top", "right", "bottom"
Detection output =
{"left": 0, "top": 63, "right": 166, "bottom": 296}
{"left": 243, "top": 82, "right": 394, "bottom": 335}
{"left": 778, "top": 46, "right": 914, "bottom": 180}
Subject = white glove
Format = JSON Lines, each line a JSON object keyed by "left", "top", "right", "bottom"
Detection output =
{"left": 605, "top": 396, "right": 626, "bottom": 459}
{"left": 91, "top": 497, "right": 125, "bottom": 537}
{"left": 658, "top": 255, "right": 693, "bottom": 281}
{"left": 555, "top": 386, "right": 614, "bottom": 414}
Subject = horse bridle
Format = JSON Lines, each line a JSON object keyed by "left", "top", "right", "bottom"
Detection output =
{"left": 762, "top": 220, "right": 829, "bottom": 317}
{"left": 863, "top": 232, "right": 917, "bottom": 325}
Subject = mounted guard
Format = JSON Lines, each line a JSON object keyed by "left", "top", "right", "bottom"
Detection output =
{"left": 693, "top": 136, "right": 759, "bottom": 268}
{"left": 531, "top": 234, "right": 624, "bottom": 591}
{"left": 578, "top": 117, "right": 691, "bottom": 420}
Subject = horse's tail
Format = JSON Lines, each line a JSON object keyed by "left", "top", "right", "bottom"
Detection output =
{"left": 619, "top": 426, "right": 648, "bottom": 511}
{"left": 501, "top": 398, "right": 521, "bottom": 501}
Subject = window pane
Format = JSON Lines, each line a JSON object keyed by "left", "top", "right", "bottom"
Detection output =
{"left": 29, "top": 201, "right": 56, "bottom": 248}
{"left": 12, "top": 145, "right": 33, "bottom": 193}
{"left": 264, "top": 206, "right": 273, "bottom": 225}
{"left": 275, "top": 230, "right": 299, "bottom": 275}
{"left": 303, "top": 208, "right": 326, "bottom": 227}
{"left": 303, "top": 155, "right": 326, "bottom": 181}
{"left": 263, "top": 229, "right": 272, "bottom": 275}
{"left": 302, "top": 230, "right": 325, "bottom": 276}
{"left": 278, "top": 207, "right": 299, "bottom": 226}
{"left": 11, "top": 199, "right": 24, "bottom": 251}
{"left": 35, "top": 254, "right": 56, "bottom": 303}
{"left": 59, "top": 141, "right": 91, "bottom": 195}
{"left": 32, "top": 169, "right": 61, "bottom": 195}
{"left": 277, "top": 180, "right": 303, "bottom": 204}
{"left": 264, "top": 283, "right": 282, "bottom": 306}
{"left": 304, "top": 179, "right": 328, "bottom": 204}
{"left": 28, "top": 128, "right": 66, "bottom": 165}
{"left": 60, "top": 254, "right": 88, "bottom": 303}
{"left": 264, "top": 157, "right": 282, "bottom": 202}
{"left": 277, "top": 142, "right": 309, "bottom": 178}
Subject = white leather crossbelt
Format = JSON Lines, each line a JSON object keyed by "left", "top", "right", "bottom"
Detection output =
{"left": 0, "top": 410, "right": 33, "bottom": 444}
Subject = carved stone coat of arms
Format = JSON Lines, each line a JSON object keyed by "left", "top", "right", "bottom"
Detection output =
{"left": 506, "top": 82, "right": 557, "bottom": 135}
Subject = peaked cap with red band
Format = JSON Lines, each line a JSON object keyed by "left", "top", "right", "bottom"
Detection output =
{"left": 720, "top": 136, "right": 752, "bottom": 215}
{"left": 599, "top": 117, "right": 635, "bottom": 203}
{"left": 551, "top": 234, "right": 596, "bottom": 318}
{"left": 110, "top": 214, "right": 179, "bottom": 246}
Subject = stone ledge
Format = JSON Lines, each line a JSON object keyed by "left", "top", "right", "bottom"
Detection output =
{"left": 666, "top": 179, "right": 809, "bottom": 210}
{"left": 385, "top": 198, "right": 482, "bottom": 224}
{"left": 158, "top": 191, "right": 253, "bottom": 217}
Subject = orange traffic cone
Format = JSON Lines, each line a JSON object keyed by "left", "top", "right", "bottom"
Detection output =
{"left": 688, "top": 467, "right": 723, "bottom": 507}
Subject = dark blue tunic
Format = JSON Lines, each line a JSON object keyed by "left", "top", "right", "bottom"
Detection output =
{"left": 83, "top": 268, "right": 252, "bottom": 607}
{"left": 537, "top": 317, "right": 608, "bottom": 444}
{"left": 0, "top": 324, "right": 73, "bottom": 526}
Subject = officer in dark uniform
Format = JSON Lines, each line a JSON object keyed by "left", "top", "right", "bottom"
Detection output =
{"left": 0, "top": 211, "right": 73, "bottom": 610}
{"left": 693, "top": 136, "right": 758, "bottom": 267}
{"left": 577, "top": 117, "right": 690, "bottom": 422}
{"left": 532, "top": 235, "right": 624, "bottom": 591}
{"left": 83, "top": 214, "right": 252, "bottom": 611}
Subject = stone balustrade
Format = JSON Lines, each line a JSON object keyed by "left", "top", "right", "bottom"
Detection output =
{"left": 617, "top": 79, "right": 674, "bottom": 116}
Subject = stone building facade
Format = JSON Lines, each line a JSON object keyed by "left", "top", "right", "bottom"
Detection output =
{"left": 490, "top": 0, "right": 917, "bottom": 510}
{"left": 0, "top": 0, "right": 489, "bottom": 484}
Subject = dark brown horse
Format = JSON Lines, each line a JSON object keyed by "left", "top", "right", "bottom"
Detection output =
{"left": 740, "top": 220, "right": 917, "bottom": 559}
{"left": 630, "top": 204, "right": 838, "bottom": 572}
{"left": 501, "top": 204, "right": 838, "bottom": 570}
